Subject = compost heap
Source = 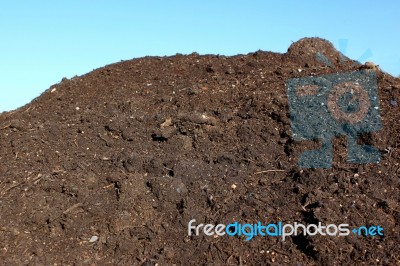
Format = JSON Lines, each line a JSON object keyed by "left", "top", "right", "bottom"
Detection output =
{"left": 0, "top": 38, "right": 399, "bottom": 265}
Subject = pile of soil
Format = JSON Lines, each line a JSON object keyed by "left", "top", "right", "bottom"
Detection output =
{"left": 0, "top": 37, "right": 399, "bottom": 265}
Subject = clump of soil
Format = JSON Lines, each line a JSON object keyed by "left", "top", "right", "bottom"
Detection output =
{"left": 0, "top": 37, "right": 399, "bottom": 265}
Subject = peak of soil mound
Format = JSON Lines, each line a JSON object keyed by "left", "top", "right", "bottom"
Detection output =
{"left": 0, "top": 38, "right": 399, "bottom": 265}
{"left": 287, "top": 37, "right": 357, "bottom": 68}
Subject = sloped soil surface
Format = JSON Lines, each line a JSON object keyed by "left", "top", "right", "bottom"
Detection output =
{"left": 0, "top": 38, "right": 399, "bottom": 265}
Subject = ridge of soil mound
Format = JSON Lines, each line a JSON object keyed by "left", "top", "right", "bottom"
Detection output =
{"left": 0, "top": 37, "right": 399, "bottom": 265}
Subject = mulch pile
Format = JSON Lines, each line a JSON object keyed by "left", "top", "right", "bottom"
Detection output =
{"left": 0, "top": 37, "right": 399, "bottom": 265}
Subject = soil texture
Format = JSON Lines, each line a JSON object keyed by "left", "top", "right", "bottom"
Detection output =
{"left": 0, "top": 37, "right": 399, "bottom": 265}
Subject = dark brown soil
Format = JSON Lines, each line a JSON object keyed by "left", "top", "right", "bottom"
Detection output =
{"left": 0, "top": 37, "right": 399, "bottom": 265}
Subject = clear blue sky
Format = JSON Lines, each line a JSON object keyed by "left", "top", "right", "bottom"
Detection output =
{"left": 1, "top": 1, "right": 399, "bottom": 112}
